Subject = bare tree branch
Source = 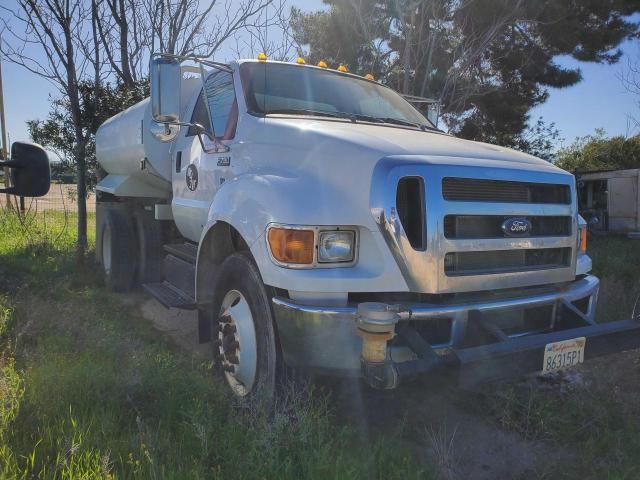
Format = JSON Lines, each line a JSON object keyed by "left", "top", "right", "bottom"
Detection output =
{"left": 1, "top": 0, "right": 93, "bottom": 255}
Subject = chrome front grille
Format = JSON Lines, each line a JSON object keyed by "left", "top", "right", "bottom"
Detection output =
{"left": 444, "top": 247, "right": 572, "bottom": 276}
{"left": 443, "top": 215, "right": 572, "bottom": 239}
{"left": 371, "top": 160, "right": 577, "bottom": 294}
{"left": 442, "top": 177, "right": 571, "bottom": 204}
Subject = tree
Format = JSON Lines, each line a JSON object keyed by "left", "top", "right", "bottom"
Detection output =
{"left": 1, "top": 0, "right": 96, "bottom": 257}
{"left": 2, "top": 0, "right": 278, "bottom": 259}
{"left": 555, "top": 130, "right": 640, "bottom": 172}
{"left": 514, "top": 117, "right": 562, "bottom": 162}
{"left": 291, "top": 0, "right": 640, "bottom": 153}
{"left": 92, "top": 0, "right": 277, "bottom": 89}
{"left": 232, "top": 0, "right": 296, "bottom": 61}
{"left": 620, "top": 50, "right": 640, "bottom": 133}
{"left": 28, "top": 80, "right": 149, "bottom": 189}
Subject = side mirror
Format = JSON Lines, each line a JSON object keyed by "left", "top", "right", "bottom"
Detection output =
{"left": 150, "top": 56, "right": 181, "bottom": 123}
{"left": 426, "top": 102, "right": 440, "bottom": 128}
{"left": 0, "top": 141, "right": 51, "bottom": 197}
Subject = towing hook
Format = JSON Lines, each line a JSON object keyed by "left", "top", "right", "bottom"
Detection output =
{"left": 356, "top": 302, "right": 400, "bottom": 389}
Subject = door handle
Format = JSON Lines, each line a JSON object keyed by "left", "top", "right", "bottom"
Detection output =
{"left": 175, "top": 151, "right": 182, "bottom": 173}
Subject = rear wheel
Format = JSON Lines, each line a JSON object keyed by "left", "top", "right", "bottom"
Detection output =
{"left": 100, "top": 209, "right": 136, "bottom": 292}
{"left": 211, "top": 253, "right": 278, "bottom": 401}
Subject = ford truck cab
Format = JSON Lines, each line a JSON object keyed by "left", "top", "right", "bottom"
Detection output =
{"left": 94, "top": 54, "right": 640, "bottom": 399}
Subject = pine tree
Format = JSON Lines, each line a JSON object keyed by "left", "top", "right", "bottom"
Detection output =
{"left": 291, "top": 0, "right": 640, "bottom": 154}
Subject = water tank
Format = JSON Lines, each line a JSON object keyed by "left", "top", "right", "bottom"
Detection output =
{"left": 95, "top": 74, "right": 200, "bottom": 198}
{"left": 96, "top": 98, "right": 173, "bottom": 197}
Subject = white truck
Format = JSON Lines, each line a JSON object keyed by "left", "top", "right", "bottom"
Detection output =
{"left": 91, "top": 53, "right": 640, "bottom": 399}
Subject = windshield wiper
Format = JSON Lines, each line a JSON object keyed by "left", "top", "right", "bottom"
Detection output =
{"left": 264, "top": 109, "right": 440, "bottom": 131}
{"left": 378, "top": 117, "right": 440, "bottom": 132}
{"left": 264, "top": 109, "right": 387, "bottom": 124}
{"left": 264, "top": 108, "right": 348, "bottom": 119}
{"left": 348, "top": 113, "right": 385, "bottom": 123}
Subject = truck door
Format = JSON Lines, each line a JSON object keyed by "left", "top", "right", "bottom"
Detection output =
{"left": 172, "top": 70, "right": 237, "bottom": 242}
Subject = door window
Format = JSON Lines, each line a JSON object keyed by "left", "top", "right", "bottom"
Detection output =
{"left": 204, "top": 70, "right": 237, "bottom": 139}
{"left": 187, "top": 90, "right": 212, "bottom": 137}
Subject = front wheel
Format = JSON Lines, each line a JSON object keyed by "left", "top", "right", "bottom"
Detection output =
{"left": 211, "top": 253, "right": 279, "bottom": 401}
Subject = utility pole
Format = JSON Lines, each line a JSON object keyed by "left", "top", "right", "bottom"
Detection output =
{"left": 0, "top": 57, "right": 11, "bottom": 210}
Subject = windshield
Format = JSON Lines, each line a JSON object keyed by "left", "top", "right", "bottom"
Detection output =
{"left": 240, "top": 62, "right": 434, "bottom": 129}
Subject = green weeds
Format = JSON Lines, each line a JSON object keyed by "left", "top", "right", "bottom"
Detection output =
{"left": 0, "top": 208, "right": 428, "bottom": 479}
{"left": 589, "top": 236, "right": 640, "bottom": 321}
{"left": 453, "top": 236, "right": 640, "bottom": 479}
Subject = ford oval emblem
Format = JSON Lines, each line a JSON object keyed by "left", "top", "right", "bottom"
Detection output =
{"left": 501, "top": 217, "right": 532, "bottom": 237}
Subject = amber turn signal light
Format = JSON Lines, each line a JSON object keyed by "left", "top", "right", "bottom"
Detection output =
{"left": 579, "top": 225, "right": 588, "bottom": 253}
{"left": 268, "top": 228, "right": 314, "bottom": 264}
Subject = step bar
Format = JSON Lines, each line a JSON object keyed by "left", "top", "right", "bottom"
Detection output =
{"left": 142, "top": 281, "right": 196, "bottom": 310}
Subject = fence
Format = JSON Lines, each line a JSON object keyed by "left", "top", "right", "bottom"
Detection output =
{"left": 0, "top": 181, "right": 95, "bottom": 245}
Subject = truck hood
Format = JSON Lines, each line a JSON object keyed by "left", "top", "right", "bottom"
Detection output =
{"left": 240, "top": 114, "right": 574, "bottom": 234}
{"left": 262, "top": 117, "right": 565, "bottom": 174}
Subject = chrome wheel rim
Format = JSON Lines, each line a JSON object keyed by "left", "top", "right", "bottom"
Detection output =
{"left": 102, "top": 227, "right": 112, "bottom": 275}
{"left": 218, "top": 289, "right": 258, "bottom": 397}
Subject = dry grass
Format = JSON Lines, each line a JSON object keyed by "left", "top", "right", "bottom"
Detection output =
{"left": 424, "top": 425, "right": 459, "bottom": 480}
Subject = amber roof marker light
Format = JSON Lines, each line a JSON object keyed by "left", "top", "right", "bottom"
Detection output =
{"left": 317, "top": 60, "right": 328, "bottom": 68}
{"left": 257, "top": 52, "right": 267, "bottom": 61}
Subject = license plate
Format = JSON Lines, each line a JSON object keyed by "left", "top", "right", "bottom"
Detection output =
{"left": 542, "top": 337, "right": 586, "bottom": 374}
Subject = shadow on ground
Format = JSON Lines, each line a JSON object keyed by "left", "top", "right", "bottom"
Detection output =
{"left": 138, "top": 292, "right": 624, "bottom": 480}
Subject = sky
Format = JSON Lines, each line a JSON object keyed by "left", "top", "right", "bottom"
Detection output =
{"left": 1, "top": 0, "right": 639, "bottom": 151}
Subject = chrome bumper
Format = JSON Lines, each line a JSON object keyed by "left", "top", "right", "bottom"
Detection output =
{"left": 272, "top": 275, "right": 601, "bottom": 375}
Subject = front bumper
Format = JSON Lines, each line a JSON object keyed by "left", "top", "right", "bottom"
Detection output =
{"left": 272, "top": 275, "right": 640, "bottom": 386}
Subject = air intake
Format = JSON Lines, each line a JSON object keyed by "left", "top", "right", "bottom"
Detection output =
{"left": 444, "top": 247, "right": 571, "bottom": 276}
{"left": 396, "top": 177, "right": 426, "bottom": 250}
{"left": 442, "top": 178, "right": 570, "bottom": 204}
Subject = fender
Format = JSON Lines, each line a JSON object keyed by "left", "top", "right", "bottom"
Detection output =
{"left": 195, "top": 170, "right": 408, "bottom": 302}
{"left": 195, "top": 171, "right": 324, "bottom": 304}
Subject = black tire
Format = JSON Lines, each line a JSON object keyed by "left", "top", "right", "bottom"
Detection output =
{"left": 211, "top": 252, "right": 279, "bottom": 403}
{"left": 134, "top": 208, "right": 164, "bottom": 284}
{"left": 100, "top": 209, "right": 137, "bottom": 292}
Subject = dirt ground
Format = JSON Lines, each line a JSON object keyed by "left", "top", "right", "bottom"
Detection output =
{"left": 0, "top": 183, "right": 96, "bottom": 212}
{"left": 135, "top": 293, "right": 635, "bottom": 480}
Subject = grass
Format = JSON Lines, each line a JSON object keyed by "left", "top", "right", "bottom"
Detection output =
{"left": 0, "top": 209, "right": 429, "bottom": 479}
{"left": 588, "top": 236, "right": 640, "bottom": 321}
{"left": 1, "top": 207, "right": 639, "bottom": 480}
{"left": 466, "top": 367, "right": 640, "bottom": 479}
{"left": 459, "top": 235, "right": 640, "bottom": 479}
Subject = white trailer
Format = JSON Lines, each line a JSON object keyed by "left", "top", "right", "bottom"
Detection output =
{"left": 578, "top": 168, "right": 640, "bottom": 235}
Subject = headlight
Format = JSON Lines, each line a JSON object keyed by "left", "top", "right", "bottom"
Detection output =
{"left": 266, "top": 225, "right": 358, "bottom": 268}
{"left": 318, "top": 231, "right": 355, "bottom": 263}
